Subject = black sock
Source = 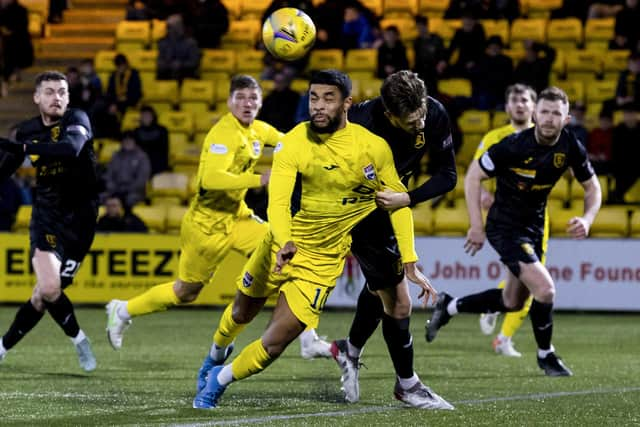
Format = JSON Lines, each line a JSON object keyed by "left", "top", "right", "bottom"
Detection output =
{"left": 382, "top": 314, "right": 414, "bottom": 379}
{"left": 348, "top": 286, "right": 384, "bottom": 349}
{"left": 44, "top": 292, "right": 80, "bottom": 338}
{"left": 2, "top": 300, "right": 45, "bottom": 350}
{"left": 529, "top": 299, "right": 553, "bottom": 351}
{"left": 456, "top": 288, "right": 508, "bottom": 314}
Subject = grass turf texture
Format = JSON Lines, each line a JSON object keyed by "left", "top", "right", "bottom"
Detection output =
{"left": 1, "top": 307, "right": 639, "bottom": 426}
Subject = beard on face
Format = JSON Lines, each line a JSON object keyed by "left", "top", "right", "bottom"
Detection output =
{"left": 309, "top": 110, "right": 343, "bottom": 134}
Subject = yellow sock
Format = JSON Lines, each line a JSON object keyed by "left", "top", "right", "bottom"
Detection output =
{"left": 231, "top": 339, "right": 274, "bottom": 381}
{"left": 500, "top": 295, "right": 533, "bottom": 338}
{"left": 213, "top": 303, "right": 247, "bottom": 348}
{"left": 126, "top": 282, "right": 181, "bottom": 317}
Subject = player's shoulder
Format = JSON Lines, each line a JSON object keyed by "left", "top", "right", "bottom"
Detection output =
{"left": 15, "top": 116, "right": 42, "bottom": 139}
{"left": 426, "top": 96, "right": 448, "bottom": 118}
{"left": 348, "top": 97, "right": 383, "bottom": 124}
{"left": 63, "top": 108, "right": 90, "bottom": 125}
{"left": 348, "top": 122, "right": 388, "bottom": 151}
{"left": 277, "top": 122, "right": 310, "bottom": 152}
{"left": 251, "top": 118, "right": 277, "bottom": 134}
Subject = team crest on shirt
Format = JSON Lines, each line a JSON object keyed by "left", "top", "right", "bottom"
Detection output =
{"left": 242, "top": 271, "right": 253, "bottom": 288}
{"left": 553, "top": 153, "right": 566, "bottom": 168}
{"left": 51, "top": 125, "right": 60, "bottom": 142}
{"left": 252, "top": 141, "right": 261, "bottom": 156}
{"left": 46, "top": 234, "right": 57, "bottom": 248}
{"left": 414, "top": 131, "right": 425, "bottom": 148}
{"left": 363, "top": 164, "right": 376, "bottom": 180}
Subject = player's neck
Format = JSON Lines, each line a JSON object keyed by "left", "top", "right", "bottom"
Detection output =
{"left": 40, "top": 114, "right": 61, "bottom": 127}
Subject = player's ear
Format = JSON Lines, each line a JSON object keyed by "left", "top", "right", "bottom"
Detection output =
{"left": 343, "top": 95, "right": 353, "bottom": 112}
{"left": 563, "top": 114, "right": 572, "bottom": 126}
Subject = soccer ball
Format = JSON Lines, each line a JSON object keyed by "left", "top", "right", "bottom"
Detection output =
{"left": 262, "top": 7, "right": 316, "bottom": 61}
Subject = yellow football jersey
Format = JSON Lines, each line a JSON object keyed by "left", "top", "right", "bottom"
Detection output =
{"left": 268, "top": 121, "right": 418, "bottom": 263}
{"left": 188, "top": 113, "right": 282, "bottom": 231}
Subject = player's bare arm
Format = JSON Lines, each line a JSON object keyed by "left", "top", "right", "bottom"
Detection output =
{"left": 464, "top": 160, "right": 489, "bottom": 256}
{"left": 567, "top": 175, "right": 602, "bottom": 239}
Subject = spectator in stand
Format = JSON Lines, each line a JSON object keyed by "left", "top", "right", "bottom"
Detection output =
{"left": 104, "top": 131, "right": 151, "bottom": 209}
{"left": 0, "top": 173, "right": 21, "bottom": 230}
{"left": 48, "top": 0, "right": 67, "bottom": 23}
{"left": 313, "top": 0, "right": 343, "bottom": 49}
{"left": 0, "top": 0, "right": 34, "bottom": 87}
{"left": 257, "top": 72, "right": 300, "bottom": 132}
{"left": 126, "top": 0, "right": 155, "bottom": 20}
{"left": 446, "top": 11, "right": 486, "bottom": 79}
{"left": 96, "top": 195, "right": 148, "bottom": 233}
{"left": 513, "top": 40, "right": 556, "bottom": 93}
{"left": 66, "top": 67, "right": 85, "bottom": 110}
{"left": 79, "top": 58, "right": 103, "bottom": 103}
{"left": 588, "top": 110, "right": 614, "bottom": 175}
{"left": 187, "top": 0, "right": 229, "bottom": 49}
{"left": 106, "top": 54, "right": 143, "bottom": 115}
{"left": 567, "top": 101, "right": 589, "bottom": 145}
{"left": 376, "top": 26, "right": 409, "bottom": 79}
{"left": 610, "top": 0, "right": 640, "bottom": 51}
{"left": 342, "top": 4, "right": 375, "bottom": 50}
{"left": 157, "top": 14, "right": 201, "bottom": 81}
{"left": 614, "top": 51, "right": 640, "bottom": 110}
{"left": 588, "top": 0, "right": 624, "bottom": 19}
{"left": 413, "top": 16, "right": 447, "bottom": 96}
{"left": 445, "top": 0, "right": 519, "bottom": 21}
{"left": 610, "top": 103, "right": 640, "bottom": 202}
{"left": 133, "top": 105, "right": 170, "bottom": 176}
{"left": 471, "top": 35, "right": 513, "bottom": 110}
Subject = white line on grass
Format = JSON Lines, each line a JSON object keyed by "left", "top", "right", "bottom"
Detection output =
{"left": 172, "top": 386, "right": 640, "bottom": 427}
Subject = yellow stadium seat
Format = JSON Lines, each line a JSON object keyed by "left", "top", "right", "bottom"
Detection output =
{"left": 180, "top": 79, "right": 215, "bottom": 113}
{"left": 429, "top": 18, "right": 461, "bottom": 44}
{"left": 602, "top": 50, "right": 630, "bottom": 81}
{"left": 170, "top": 140, "right": 201, "bottom": 167}
{"left": 547, "top": 18, "right": 582, "bottom": 50}
{"left": 457, "top": 137, "right": 480, "bottom": 168}
{"left": 630, "top": 208, "right": 640, "bottom": 237}
{"left": 132, "top": 205, "right": 166, "bottom": 233}
{"left": 585, "top": 80, "right": 617, "bottom": 106}
{"left": 379, "top": 17, "right": 417, "bottom": 42}
{"left": 127, "top": 50, "right": 158, "bottom": 87}
{"left": 480, "top": 20, "right": 509, "bottom": 45}
{"left": 584, "top": 18, "right": 615, "bottom": 51}
{"left": 458, "top": 110, "right": 490, "bottom": 134}
{"left": 150, "top": 172, "right": 189, "bottom": 201}
{"left": 565, "top": 50, "right": 602, "bottom": 82}
{"left": 307, "top": 49, "right": 344, "bottom": 72}
{"left": 115, "top": 20, "right": 150, "bottom": 52}
{"left": 12, "top": 205, "right": 32, "bottom": 232}
{"left": 359, "top": 0, "right": 383, "bottom": 16}
{"left": 95, "top": 50, "right": 117, "bottom": 75}
{"left": 97, "top": 139, "right": 121, "bottom": 164}
{"left": 382, "top": 0, "right": 416, "bottom": 18}
{"left": 200, "top": 49, "right": 236, "bottom": 80}
{"left": 290, "top": 78, "right": 309, "bottom": 94}
{"left": 548, "top": 205, "right": 581, "bottom": 236}
{"left": 344, "top": 49, "right": 377, "bottom": 80}
{"left": 167, "top": 205, "right": 188, "bottom": 234}
{"left": 235, "top": 49, "right": 264, "bottom": 75}
{"left": 569, "top": 175, "right": 609, "bottom": 203}
{"left": 590, "top": 206, "right": 629, "bottom": 237}
{"left": 357, "top": 78, "right": 383, "bottom": 101}
{"left": 417, "top": 0, "right": 450, "bottom": 17}
{"left": 28, "top": 11, "right": 43, "bottom": 38}
{"left": 437, "top": 78, "right": 471, "bottom": 97}
{"left": 213, "top": 78, "right": 232, "bottom": 104}
{"left": 143, "top": 80, "right": 178, "bottom": 113}
{"left": 549, "top": 176, "right": 570, "bottom": 202}
{"left": 19, "top": 0, "right": 48, "bottom": 20}
{"left": 159, "top": 111, "right": 193, "bottom": 135}
{"left": 121, "top": 110, "right": 141, "bottom": 132}
{"left": 193, "top": 111, "right": 223, "bottom": 143}
{"left": 433, "top": 203, "right": 469, "bottom": 236}
{"left": 510, "top": 19, "right": 547, "bottom": 44}
{"left": 491, "top": 111, "right": 509, "bottom": 128}
{"left": 221, "top": 19, "right": 261, "bottom": 48}
{"left": 555, "top": 80, "right": 584, "bottom": 103}
{"left": 239, "top": 0, "right": 270, "bottom": 20}
{"left": 624, "top": 179, "right": 640, "bottom": 203}
{"left": 412, "top": 203, "right": 434, "bottom": 235}
{"left": 221, "top": 0, "right": 240, "bottom": 19}
{"left": 151, "top": 19, "right": 167, "bottom": 45}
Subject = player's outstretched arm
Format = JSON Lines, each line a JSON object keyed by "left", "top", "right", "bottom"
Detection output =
{"left": 464, "top": 160, "right": 489, "bottom": 256}
{"left": 567, "top": 175, "right": 602, "bottom": 239}
{"left": 404, "top": 262, "right": 437, "bottom": 307}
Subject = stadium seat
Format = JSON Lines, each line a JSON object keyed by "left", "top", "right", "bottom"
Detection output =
{"left": 549, "top": 176, "right": 570, "bottom": 202}
{"left": 213, "top": 77, "right": 232, "bottom": 105}
{"left": 97, "top": 138, "right": 121, "bottom": 164}
{"left": 19, "top": 0, "right": 48, "bottom": 21}
{"left": 290, "top": 79, "right": 309, "bottom": 94}
{"left": 121, "top": 110, "right": 141, "bottom": 132}
{"left": 379, "top": 18, "right": 417, "bottom": 42}
{"left": 630, "top": 208, "right": 640, "bottom": 237}
{"left": 624, "top": 179, "right": 640, "bottom": 203}
{"left": 555, "top": 80, "right": 584, "bottom": 103}
{"left": 239, "top": 0, "right": 270, "bottom": 20}
{"left": 412, "top": 203, "right": 434, "bottom": 236}
{"left": 151, "top": 19, "right": 167, "bottom": 46}
{"left": 307, "top": 49, "right": 344, "bottom": 72}
{"left": 221, "top": 19, "right": 261, "bottom": 48}
{"left": 344, "top": 49, "right": 377, "bottom": 81}
{"left": 159, "top": 111, "right": 194, "bottom": 139}
{"left": 115, "top": 20, "right": 150, "bottom": 52}
{"left": 584, "top": 18, "right": 615, "bottom": 51}
{"left": 12, "top": 205, "right": 32, "bottom": 233}
{"left": 180, "top": 79, "right": 215, "bottom": 113}
{"left": 491, "top": 111, "right": 509, "bottom": 128}
{"left": 585, "top": 80, "right": 617, "bottom": 112}
{"left": 127, "top": 50, "right": 158, "bottom": 89}
{"left": 437, "top": 78, "right": 471, "bottom": 98}
{"left": 357, "top": 78, "right": 383, "bottom": 101}
{"left": 150, "top": 172, "right": 189, "bottom": 202}
{"left": 480, "top": 20, "right": 509, "bottom": 46}
{"left": 458, "top": 110, "right": 490, "bottom": 134}
{"left": 132, "top": 205, "right": 167, "bottom": 233}
{"left": 235, "top": 49, "right": 265, "bottom": 75}
{"left": 565, "top": 50, "right": 602, "bottom": 82}
{"left": 167, "top": 205, "right": 189, "bottom": 234}
{"left": 193, "top": 111, "right": 223, "bottom": 143}
{"left": 524, "top": 0, "right": 562, "bottom": 18}
{"left": 170, "top": 140, "right": 201, "bottom": 167}
{"left": 143, "top": 80, "right": 178, "bottom": 114}
{"left": 417, "top": 0, "right": 450, "bottom": 17}
{"left": 429, "top": 18, "right": 461, "bottom": 44}
{"left": 548, "top": 204, "right": 580, "bottom": 236}
{"left": 382, "top": 0, "right": 416, "bottom": 18}
{"left": 220, "top": 0, "right": 241, "bottom": 19}
{"left": 200, "top": 49, "right": 236, "bottom": 80}
{"left": 359, "top": 0, "right": 383, "bottom": 16}
{"left": 28, "top": 11, "right": 43, "bottom": 38}
{"left": 444, "top": 175, "right": 466, "bottom": 203}
{"left": 510, "top": 19, "right": 547, "bottom": 45}
{"left": 569, "top": 175, "right": 609, "bottom": 203}
{"left": 590, "top": 206, "right": 629, "bottom": 237}
{"left": 602, "top": 50, "right": 630, "bottom": 81}
{"left": 94, "top": 50, "right": 117, "bottom": 87}
{"left": 547, "top": 18, "right": 583, "bottom": 50}
{"left": 432, "top": 203, "right": 469, "bottom": 236}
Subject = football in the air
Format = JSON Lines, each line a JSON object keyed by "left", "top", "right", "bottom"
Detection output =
{"left": 262, "top": 7, "right": 316, "bottom": 61}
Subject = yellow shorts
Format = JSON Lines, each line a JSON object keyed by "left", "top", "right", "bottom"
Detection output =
{"left": 178, "top": 212, "right": 269, "bottom": 284}
{"left": 237, "top": 232, "right": 342, "bottom": 329}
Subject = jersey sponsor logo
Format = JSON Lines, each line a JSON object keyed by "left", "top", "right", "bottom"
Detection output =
{"left": 480, "top": 153, "right": 495, "bottom": 171}
{"left": 553, "top": 153, "right": 566, "bottom": 168}
{"left": 252, "top": 140, "right": 261, "bottom": 156}
{"left": 323, "top": 164, "right": 339, "bottom": 170}
{"left": 510, "top": 167, "right": 536, "bottom": 178}
{"left": 342, "top": 185, "right": 375, "bottom": 204}
{"left": 274, "top": 142, "right": 283, "bottom": 153}
{"left": 242, "top": 271, "right": 253, "bottom": 288}
{"left": 209, "top": 143, "right": 228, "bottom": 154}
{"left": 363, "top": 164, "right": 376, "bottom": 180}
{"left": 414, "top": 132, "right": 425, "bottom": 148}
{"left": 45, "top": 234, "right": 57, "bottom": 248}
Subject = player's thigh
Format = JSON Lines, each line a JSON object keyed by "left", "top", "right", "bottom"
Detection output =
{"left": 178, "top": 219, "right": 231, "bottom": 284}
{"left": 32, "top": 248, "right": 62, "bottom": 298}
{"left": 376, "top": 278, "right": 412, "bottom": 318}
{"left": 502, "top": 270, "right": 531, "bottom": 310}
{"left": 486, "top": 226, "right": 542, "bottom": 278}
{"left": 518, "top": 261, "right": 555, "bottom": 303}
{"left": 280, "top": 278, "right": 333, "bottom": 330}
{"left": 236, "top": 231, "right": 281, "bottom": 299}
{"left": 261, "top": 292, "right": 307, "bottom": 356}
{"left": 230, "top": 215, "right": 269, "bottom": 257}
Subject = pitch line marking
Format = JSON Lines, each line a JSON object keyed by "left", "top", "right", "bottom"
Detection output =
{"left": 171, "top": 386, "right": 640, "bottom": 427}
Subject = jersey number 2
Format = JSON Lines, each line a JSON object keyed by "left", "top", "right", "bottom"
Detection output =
{"left": 61, "top": 260, "right": 81, "bottom": 278}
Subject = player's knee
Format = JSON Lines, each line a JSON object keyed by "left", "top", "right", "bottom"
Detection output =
{"left": 389, "top": 300, "right": 412, "bottom": 318}
{"left": 502, "top": 295, "right": 525, "bottom": 312}
{"left": 38, "top": 284, "right": 62, "bottom": 303}
{"left": 231, "top": 307, "right": 255, "bottom": 325}
{"left": 262, "top": 342, "right": 286, "bottom": 358}
{"left": 536, "top": 285, "right": 555, "bottom": 304}
{"left": 174, "top": 282, "right": 203, "bottom": 303}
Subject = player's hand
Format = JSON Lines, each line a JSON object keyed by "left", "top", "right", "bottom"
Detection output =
{"left": 464, "top": 226, "right": 485, "bottom": 256}
{"left": 260, "top": 169, "right": 271, "bottom": 186}
{"left": 274, "top": 241, "right": 297, "bottom": 273}
{"left": 404, "top": 262, "right": 437, "bottom": 307}
{"left": 567, "top": 216, "right": 590, "bottom": 239}
{"left": 375, "top": 190, "right": 410, "bottom": 210}
{"left": 0, "top": 138, "right": 24, "bottom": 154}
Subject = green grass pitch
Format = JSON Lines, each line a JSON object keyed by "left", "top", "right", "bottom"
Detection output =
{"left": 1, "top": 307, "right": 639, "bottom": 426}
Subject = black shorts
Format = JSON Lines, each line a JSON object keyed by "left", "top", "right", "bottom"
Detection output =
{"left": 350, "top": 209, "right": 404, "bottom": 291}
{"left": 29, "top": 202, "right": 98, "bottom": 288}
{"left": 486, "top": 221, "right": 543, "bottom": 278}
